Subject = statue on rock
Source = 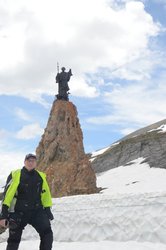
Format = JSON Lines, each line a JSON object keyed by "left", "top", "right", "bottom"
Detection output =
{"left": 37, "top": 68, "right": 98, "bottom": 197}
{"left": 56, "top": 66, "right": 72, "bottom": 101}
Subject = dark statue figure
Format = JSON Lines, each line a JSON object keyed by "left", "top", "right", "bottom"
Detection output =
{"left": 56, "top": 67, "right": 72, "bottom": 101}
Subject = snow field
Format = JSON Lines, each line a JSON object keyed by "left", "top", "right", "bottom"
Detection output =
{"left": 52, "top": 193, "right": 166, "bottom": 243}
{"left": 1, "top": 240, "right": 166, "bottom": 250}
{"left": 2, "top": 192, "right": 166, "bottom": 244}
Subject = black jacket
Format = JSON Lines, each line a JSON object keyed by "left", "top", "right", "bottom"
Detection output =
{"left": 0, "top": 167, "right": 54, "bottom": 220}
{"left": 14, "top": 167, "right": 43, "bottom": 211}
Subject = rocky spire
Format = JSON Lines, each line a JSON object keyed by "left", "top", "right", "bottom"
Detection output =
{"left": 36, "top": 100, "right": 98, "bottom": 197}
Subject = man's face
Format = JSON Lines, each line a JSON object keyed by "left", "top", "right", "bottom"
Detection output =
{"left": 24, "top": 157, "right": 37, "bottom": 171}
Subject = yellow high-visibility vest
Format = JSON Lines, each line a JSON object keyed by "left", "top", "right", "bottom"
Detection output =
{"left": 3, "top": 169, "right": 52, "bottom": 209}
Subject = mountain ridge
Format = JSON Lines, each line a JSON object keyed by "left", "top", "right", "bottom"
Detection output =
{"left": 91, "top": 119, "right": 166, "bottom": 173}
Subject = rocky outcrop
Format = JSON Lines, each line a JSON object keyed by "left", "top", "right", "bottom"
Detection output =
{"left": 36, "top": 100, "right": 98, "bottom": 197}
{"left": 91, "top": 119, "right": 166, "bottom": 173}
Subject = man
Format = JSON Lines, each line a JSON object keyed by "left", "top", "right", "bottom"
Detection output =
{"left": 0, "top": 153, "right": 54, "bottom": 250}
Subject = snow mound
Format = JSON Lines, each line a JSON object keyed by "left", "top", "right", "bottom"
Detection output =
{"left": 1, "top": 240, "right": 166, "bottom": 250}
{"left": 2, "top": 192, "right": 166, "bottom": 244}
{"left": 52, "top": 193, "right": 166, "bottom": 243}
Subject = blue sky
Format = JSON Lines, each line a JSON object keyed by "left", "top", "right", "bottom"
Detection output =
{"left": 0, "top": 0, "right": 166, "bottom": 168}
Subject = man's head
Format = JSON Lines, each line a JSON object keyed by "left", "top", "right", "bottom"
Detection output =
{"left": 24, "top": 153, "right": 37, "bottom": 171}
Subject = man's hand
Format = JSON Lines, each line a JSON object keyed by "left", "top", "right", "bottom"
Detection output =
{"left": 0, "top": 219, "right": 8, "bottom": 228}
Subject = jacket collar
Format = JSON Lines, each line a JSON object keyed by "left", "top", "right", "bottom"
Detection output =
{"left": 22, "top": 166, "right": 36, "bottom": 175}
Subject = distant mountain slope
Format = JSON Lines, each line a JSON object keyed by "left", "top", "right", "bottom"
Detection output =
{"left": 118, "top": 119, "right": 166, "bottom": 142}
{"left": 91, "top": 119, "right": 166, "bottom": 173}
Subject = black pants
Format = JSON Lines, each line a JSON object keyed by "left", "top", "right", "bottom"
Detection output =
{"left": 6, "top": 209, "right": 53, "bottom": 250}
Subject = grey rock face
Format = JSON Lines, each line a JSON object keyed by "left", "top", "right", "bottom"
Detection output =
{"left": 91, "top": 119, "right": 166, "bottom": 173}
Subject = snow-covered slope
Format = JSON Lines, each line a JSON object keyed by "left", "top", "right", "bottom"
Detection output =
{"left": 1, "top": 157, "right": 166, "bottom": 250}
{"left": 91, "top": 120, "right": 166, "bottom": 173}
{"left": 97, "top": 157, "right": 166, "bottom": 194}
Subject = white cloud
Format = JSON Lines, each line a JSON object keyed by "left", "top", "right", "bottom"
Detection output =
{"left": 71, "top": 76, "right": 99, "bottom": 98}
{"left": 0, "top": 151, "right": 27, "bottom": 187}
{"left": 0, "top": 0, "right": 161, "bottom": 101}
{"left": 111, "top": 49, "right": 164, "bottom": 80}
{"left": 87, "top": 74, "right": 166, "bottom": 131}
{"left": 15, "top": 108, "right": 31, "bottom": 121}
{"left": 16, "top": 123, "right": 44, "bottom": 139}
